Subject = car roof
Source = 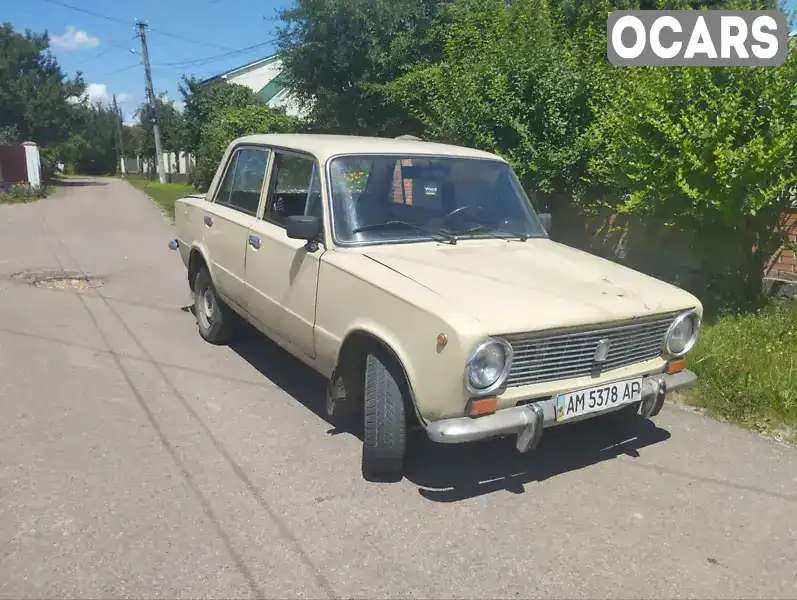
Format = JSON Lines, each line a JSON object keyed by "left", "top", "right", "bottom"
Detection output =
{"left": 234, "top": 133, "right": 507, "bottom": 164}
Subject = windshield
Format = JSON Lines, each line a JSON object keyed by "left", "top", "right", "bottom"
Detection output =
{"left": 328, "top": 155, "right": 547, "bottom": 245}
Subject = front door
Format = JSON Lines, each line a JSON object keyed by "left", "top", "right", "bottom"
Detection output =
{"left": 243, "top": 151, "right": 323, "bottom": 358}
{"left": 202, "top": 146, "right": 269, "bottom": 303}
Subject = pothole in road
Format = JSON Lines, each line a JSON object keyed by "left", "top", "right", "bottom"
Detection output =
{"left": 11, "top": 269, "right": 103, "bottom": 291}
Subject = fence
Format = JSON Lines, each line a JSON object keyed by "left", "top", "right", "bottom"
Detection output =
{"left": 121, "top": 152, "right": 195, "bottom": 184}
{"left": 0, "top": 142, "right": 42, "bottom": 191}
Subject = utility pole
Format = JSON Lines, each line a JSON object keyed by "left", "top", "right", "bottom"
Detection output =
{"left": 112, "top": 94, "right": 126, "bottom": 175}
{"left": 135, "top": 20, "right": 166, "bottom": 183}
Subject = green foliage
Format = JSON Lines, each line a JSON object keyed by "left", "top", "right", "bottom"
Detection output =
{"left": 0, "top": 22, "right": 84, "bottom": 147}
{"left": 587, "top": 21, "right": 797, "bottom": 311}
{"left": 194, "top": 104, "right": 302, "bottom": 190}
{"left": 276, "top": 0, "right": 444, "bottom": 135}
{"left": 135, "top": 94, "right": 184, "bottom": 156}
{"left": 0, "top": 182, "right": 48, "bottom": 204}
{"left": 382, "top": 0, "right": 613, "bottom": 213}
{"left": 58, "top": 100, "right": 119, "bottom": 175}
{"left": 179, "top": 78, "right": 263, "bottom": 156}
{"left": 684, "top": 302, "right": 797, "bottom": 442}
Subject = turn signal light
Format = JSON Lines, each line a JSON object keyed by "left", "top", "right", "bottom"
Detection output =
{"left": 666, "top": 358, "right": 686, "bottom": 374}
{"left": 469, "top": 397, "right": 497, "bottom": 416}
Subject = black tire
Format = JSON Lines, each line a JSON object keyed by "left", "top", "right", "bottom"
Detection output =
{"left": 362, "top": 350, "right": 407, "bottom": 481}
{"left": 193, "top": 266, "right": 234, "bottom": 345}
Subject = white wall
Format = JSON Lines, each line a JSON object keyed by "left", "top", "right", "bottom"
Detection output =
{"left": 226, "top": 59, "right": 283, "bottom": 96}
{"left": 22, "top": 142, "right": 41, "bottom": 188}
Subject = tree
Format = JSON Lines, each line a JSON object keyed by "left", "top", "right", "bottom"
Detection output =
{"left": 276, "top": 0, "right": 445, "bottom": 136}
{"left": 0, "top": 22, "right": 84, "bottom": 148}
{"left": 383, "top": 0, "right": 603, "bottom": 212}
{"left": 195, "top": 104, "right": 302, "bottom": 190}
{"left": 135, "top": 94, "right": 184, "bottom": 162}
{"left": 58, "top": 100, "right": 119, "bottom": 175}
{"left": 179, "top": 77, "right": 263, "bottom": 157}
{"left": 587, "top": 33, "right": 797, "bottom": 312}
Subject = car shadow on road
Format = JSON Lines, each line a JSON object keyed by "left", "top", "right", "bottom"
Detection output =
{"left": 228, "top": 321, "right": 671, "bottom": 502}
{"left": 54, "top": 178, "right": 110, "bottom": 187}
{"left": 405, "top": 417, "right": 670, "bottom": 502}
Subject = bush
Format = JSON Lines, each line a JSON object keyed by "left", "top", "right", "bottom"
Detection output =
{"left": 586, "top": 22, "right": 797, "bottom": 313}
{"left": 194, "top": 104, "right": 302, "bottom": 190}
{"left": 0, "top": 183, "right": 47, "bottom": 203}
{"left": 685, "top": 302, "right": 797, "bottom": 440}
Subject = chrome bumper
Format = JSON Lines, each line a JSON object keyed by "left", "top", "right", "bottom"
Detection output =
{"left": 425, "top": 370, "right": 697, "bottom": 452}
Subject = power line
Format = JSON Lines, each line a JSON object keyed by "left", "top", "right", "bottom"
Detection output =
{"left": 38, "top": 0, "right": 234, "bottom": 51}
{"left": 94, "top": 62, "right": 141, "bottom": 78}
{"left": 150, "top": 39, "right": 276, "bottom": 69}
{"left": 72, "top": 41, "right": 132, "bottom": 68}
{"left": 147, "top": 25, "right": 232, "bottom": 51}
{"left": 39, "top": 0, "right": 129, "bottom": 25}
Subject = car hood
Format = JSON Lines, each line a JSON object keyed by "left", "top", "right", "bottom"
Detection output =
{"left": 361, "top": 238, "right": 700, "bottom": 334}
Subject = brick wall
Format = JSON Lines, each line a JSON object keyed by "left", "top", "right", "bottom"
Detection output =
{"left": 766, "top": 210, "right": 797, "bottom": 280}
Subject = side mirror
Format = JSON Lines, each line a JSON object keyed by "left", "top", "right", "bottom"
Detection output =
{"left": 286, "top": 215, "right": 321, "bottom": 241}
{"left": 539, "top": 213, "right": 552, "bottom": 233}
{"left": 286, "top": 215, "right": 322, "bottom": 251}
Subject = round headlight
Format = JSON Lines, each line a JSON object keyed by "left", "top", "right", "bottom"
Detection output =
{"left": 663, "top": 311, "right": 701, "bottom": 357}
{"left": 466, "top": 339, "right": 513, "bottom": 394}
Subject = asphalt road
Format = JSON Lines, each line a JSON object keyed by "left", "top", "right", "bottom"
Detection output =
{"left": 1, "top": 177, "right": 796, "bottom": 599}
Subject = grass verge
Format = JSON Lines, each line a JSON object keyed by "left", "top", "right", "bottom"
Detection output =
{"left": 123, "top": 175, "right": 197, "bottom": 220}
{"left": 0, "top": 185, "right": 55, "bottom": 204}
{"left": 683, "top": 301, "right": 797, "bottom": 443}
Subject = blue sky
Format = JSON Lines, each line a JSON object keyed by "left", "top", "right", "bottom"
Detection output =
{"left": 5, "top": 0, "right": 294, "bottom": 123}
{"left": 4, "top": 0, "right": 797, "bottom": 124}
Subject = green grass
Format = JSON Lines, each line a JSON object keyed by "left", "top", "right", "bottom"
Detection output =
{"left": 124, "top": 175, "right": 197, "bottom": 220}
{"left": 683, "top": 302, "right": 797, "bottom": 442}
{"left": 0, "top": 185, "right": 55, "bottom": 204}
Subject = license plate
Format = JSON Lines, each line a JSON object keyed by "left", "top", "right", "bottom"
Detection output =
{"left": 555, "top": 377, "right": 643, "bottom": 422}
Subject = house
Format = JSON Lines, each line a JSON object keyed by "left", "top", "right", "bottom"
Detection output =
{"left": 199, "top": 54, "right": 306, "bottom": 118}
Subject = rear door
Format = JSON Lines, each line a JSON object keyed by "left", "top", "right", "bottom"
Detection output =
{"left": 243, "top": 151, "right": 323, "bottom": 358}
{"left": 202, "top": 146, "right": 269, "bottom": 304}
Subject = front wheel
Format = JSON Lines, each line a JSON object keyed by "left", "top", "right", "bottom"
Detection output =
{"left": 193, "top": 266, "right": 234, "bottom": 345}
{"left": 361, "top": 350, "right": 407, "bottom": 481}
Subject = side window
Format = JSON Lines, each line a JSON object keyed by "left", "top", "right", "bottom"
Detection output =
{"left": 265, "top": 153, "right": 318, "bottom": 226}
{"left": 215, "top": 148, "right": 269, "bottom": 215}
{"left": 305, "top": 166, "right": 322, "bottom": 218}
{"left": 214, "top": 152, "right": 239, "bottom": 205}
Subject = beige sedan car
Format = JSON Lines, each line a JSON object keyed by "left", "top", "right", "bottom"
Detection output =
{"left": 171, "top": 134, "right": 701, "bottom": 480}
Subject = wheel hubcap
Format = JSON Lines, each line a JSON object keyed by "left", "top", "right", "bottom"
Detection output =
{"left": 197, "top": 284, "right": 214, "bottom": 329}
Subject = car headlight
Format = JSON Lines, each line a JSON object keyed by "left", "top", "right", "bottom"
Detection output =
{"left": 466, "top": 338, "right": 514, "bottom": 394}
{"left": 662, "top": 310, "right": 701, "bottom": 357}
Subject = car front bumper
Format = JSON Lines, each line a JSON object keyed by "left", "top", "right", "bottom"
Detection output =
{"left": 425, "top": 370, "right": 696, "bottom": 452}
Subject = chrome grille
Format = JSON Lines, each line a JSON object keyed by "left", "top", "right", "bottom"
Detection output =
{"left": 504, "top": 313, "right": 678, "bottom": 388}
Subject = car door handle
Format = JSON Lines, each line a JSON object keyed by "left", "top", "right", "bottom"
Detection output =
{"left": 248, "top": 235, "right": 261, "bottom": 249}
{"left": 203, "top": 215, "right": 213, "bottom": 227}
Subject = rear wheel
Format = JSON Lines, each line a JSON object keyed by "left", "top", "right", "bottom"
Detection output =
{"left": 193, "top": 266, "right": 234, "bottom": 344}
{"left": 361, "top": 350, "right": 407, "bottom": 481}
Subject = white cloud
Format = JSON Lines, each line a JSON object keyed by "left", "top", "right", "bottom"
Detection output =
{"left": 50, "top": 26, "right": 100, "bottom": 51}
{"left": 67, "top": 83, "right": 122, "bottom": 106}
{"left": 172, "top": 100, "right": 186, "bottom": 113}
{"left": 85, "top": 83, "right": 110, "bottom": 103}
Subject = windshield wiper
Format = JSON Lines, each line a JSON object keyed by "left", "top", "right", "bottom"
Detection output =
{"left": 444, "top": 224, "right": 530, "bottom": 242}
{"left": 352, "top": 220, "right": 457, "bottom": 244}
